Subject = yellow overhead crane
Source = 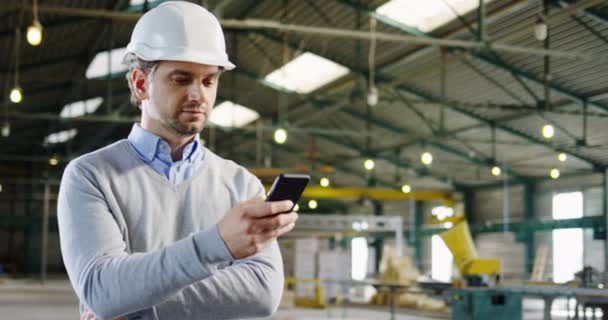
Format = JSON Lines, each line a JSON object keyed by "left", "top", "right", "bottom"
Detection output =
{"left": 263, "top": 185, "right": 456, "bottom": 207}
{"left": 439, "top": 222, "right": 501, "bottom": 282}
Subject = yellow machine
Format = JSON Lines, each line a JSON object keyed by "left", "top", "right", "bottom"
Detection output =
{"left": 439, "top": 222, "right": 500, "bottom": 284}
{"left": 283, "top": 277, "right": 327, "bottom": 309}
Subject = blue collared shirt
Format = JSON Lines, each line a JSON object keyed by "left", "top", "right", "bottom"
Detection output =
{"left": 127, "top": 124, "right": 205, "bottom": 184}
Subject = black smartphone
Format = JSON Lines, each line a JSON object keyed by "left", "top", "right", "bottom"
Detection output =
{"left": 266, "top": 173, "right": 311, "bottom": 212}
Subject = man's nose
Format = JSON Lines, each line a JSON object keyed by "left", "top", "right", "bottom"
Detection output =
{"left": 187, "top": 83, "right": 207, "bottom": 103}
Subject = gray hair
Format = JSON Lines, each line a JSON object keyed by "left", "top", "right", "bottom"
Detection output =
{"left": 123, "top": 53, "right": 160, "bottom": 107}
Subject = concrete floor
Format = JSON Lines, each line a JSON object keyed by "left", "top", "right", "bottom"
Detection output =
{"left": 0, "top": 277, "right": 583, "bottom": 320}
{"left": 0, "top": 278, "right": 79, "bottom": 320}
{"left": 0, "top": 277, "right": 442, "bottom": 320}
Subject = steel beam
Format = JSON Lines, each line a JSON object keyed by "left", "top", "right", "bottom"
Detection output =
{"left": 251, "top": 31, "right": 542, "bottom": 180}
{"left": 582, "top": 8, "right": 608, "bottom": 27}
{"left": 395, "top": 85, "right": 605, "bottom": 170}
{"left": 253, "top": 28, "right": 603, "bottom": 172}
{"left": 339, "top": 108, "right": 530, "bottom": 184}
{"left": 4, "top": 4, "right": 605, "bottom": 61}
{"left": 291, "top": 185, "right": 454, "bottom": 203}
{"left": 337, "top": 0, "right": 608, "bottom": 113}
{"left": 415, "top": 215, "right": 604, "bottom": 237}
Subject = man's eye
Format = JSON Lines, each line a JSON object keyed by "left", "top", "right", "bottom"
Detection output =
{"left": 203, "top": 79, "right": 215, "bottom": 87}
{"left": 174, "top": 78, "right": 191, "bottom": 85}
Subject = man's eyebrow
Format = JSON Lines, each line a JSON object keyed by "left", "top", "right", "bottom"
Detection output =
{"left": 167, "top": 70, "right": 194, "bottom": 77}
{"left": 167, "top": 69, "right": 222, "bottom": 78}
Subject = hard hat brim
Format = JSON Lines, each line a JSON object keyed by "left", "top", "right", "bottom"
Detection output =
{"left": 125, "top": 43, "right": 236, "bottom": 70}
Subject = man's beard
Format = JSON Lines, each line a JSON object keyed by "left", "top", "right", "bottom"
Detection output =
{"left": 164, "top": 116, "right": 204, "bottom": 137}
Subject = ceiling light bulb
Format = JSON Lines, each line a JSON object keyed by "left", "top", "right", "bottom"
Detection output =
{"left": 558, "top": 153, "right": 567, "bottom": 162}
{"left": 10, "top": 86, "right": 22, "bottom": 103}
{"left": 367, "top": 86, "right": 379, "bottom": 106}
{"left": 49, "top": 156, "right": 59, "bottom": 166}
{"left": 550, "top": 168, "right": 560, "bottom": 179}
{"left": 27, "top": 20, "right": 43, "bottom": 46}
{"left": 273, "top": 128, "right": 287, "bottom": 144}
{"left": 308, "top": 199, "right": 318, "bottom": 209}
{"left": 421, "top": 151, "right": 433, "bottom": 165}
{"left": 320, "top": 177, "right": 330, "bottom": 187}
{"left": 491, "top": 166, "right": 501, "bottom": 176}
{"left": 1, "top": 123, "right": 9, "bottom": 137}
{"left": 534, "top": 16, "right": 548, "bottom": 41}
{"left": 541, "top": 124, "right": 554, "bottom": 139}
{"left": 364, "top": 159, "right": 375, "bottom": 171}
{"left": 401, "top": 184, "right": 411, "bottom": 193}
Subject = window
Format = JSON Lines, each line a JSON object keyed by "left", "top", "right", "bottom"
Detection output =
{"left": 43, "top": 129, "right": 78, "bottom": 145}
{"left": 60, "top": 97, "right": 103, "bottom": 118}
{"left": 209, "top": 101, "right": 260, "bottom": 128}
{"left": 351, "top": 237, "right": 368, "bottom": 280}
{"left": 432, "top": 205, "right": 454, "bottom": 221}
{"left": 431, "top": 206, "right": 454, "bottom": 282}
{"left": 264, "top": 52, "right": 349, "bottom": 94}
{"left": 86, "top": 47, "right": 128, "bottom": 79}
{"left": 432, "top": 235, "right": 453, "bottom": 282}
{"left": 376, "top": 0, "right": 493, "bottom": 32}
{"left": 552, "top": 192, "right": 583, "bottom": 283}
{"left": 129, "top": 0, "right": 157, "bottom": 5}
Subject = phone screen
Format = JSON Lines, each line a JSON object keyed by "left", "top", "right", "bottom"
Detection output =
{"left": 266, "top": 173, "right": 310, "bottom": 212}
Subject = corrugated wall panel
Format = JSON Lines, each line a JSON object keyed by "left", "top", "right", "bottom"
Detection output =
{"left": 476, "top": 233, "right": 526, "bottom": 279}
{"left": 473, "top": 185, "right": 527, "bottom": 278}
{"left": 474, "top": 186, "right": 525, "bottom": 223}
{"left": 584, "top": 187, "right": 605, "bottom": 272}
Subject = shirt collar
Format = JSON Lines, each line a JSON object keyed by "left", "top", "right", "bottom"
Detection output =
{"left": 128, "top": 124, "right": 201, "bottom": 162}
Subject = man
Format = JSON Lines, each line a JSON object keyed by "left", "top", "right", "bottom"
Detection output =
{"left": 57, "top": 2, "right": 297, "bottom": 319}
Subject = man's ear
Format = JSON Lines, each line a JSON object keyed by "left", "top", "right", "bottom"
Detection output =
{"left": 131, "top": 69, "right": 149, "bottom": 102}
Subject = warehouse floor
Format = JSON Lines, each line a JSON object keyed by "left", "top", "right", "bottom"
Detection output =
{"left": 0, "top": 277, "right": 589, "bottom": 320}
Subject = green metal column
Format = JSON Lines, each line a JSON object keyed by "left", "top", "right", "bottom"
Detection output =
{"left": 602, "top": 168, "right": 608, "bottom": 271}
{"left": 462, "top": 187, "right": 476, "bottom": 237}
{"left": 372, "top": 200, "right": 384, "bottom": 273}
{"left": 414, "top": 200, "right": 424, "bottom": 271}
{"left": 524, "top": 183, "right": 536, "bottom": 275}
{"left": 23, "top": 164, "right": 34, "bottom": 275}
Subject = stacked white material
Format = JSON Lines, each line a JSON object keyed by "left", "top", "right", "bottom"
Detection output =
{"left": 318, "top": 249, "right": 351, "bottom": 299}
{"left": 294, "top": 238, "right": 319, "bottom": 299}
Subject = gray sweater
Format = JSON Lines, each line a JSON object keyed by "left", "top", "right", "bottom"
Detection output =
{"left": 57, "top": 140, "right": 283, "bottom": 320}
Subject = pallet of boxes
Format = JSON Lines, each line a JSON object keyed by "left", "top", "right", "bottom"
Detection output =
{"left": 282, "top": 238, "right": 327, "bottom": 309}
{"left": 370, "top": 246, "right": 446, "bottom": 312}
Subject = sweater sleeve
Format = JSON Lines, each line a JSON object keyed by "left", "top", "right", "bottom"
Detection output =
{"left": 174, "top": 241, "right": 284, "bottom": 319}
{"left": 167, "top": 174, "right": 284, "bottom": 318}
{"left": 57, "top": 161, "right": 233, "bottom": 319}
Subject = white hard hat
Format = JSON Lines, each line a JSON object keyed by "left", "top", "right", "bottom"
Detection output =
{"left": 124, "top": 1, "right": 235, "bottom": 70}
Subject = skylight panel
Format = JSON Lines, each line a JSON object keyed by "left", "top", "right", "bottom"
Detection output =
{"left": 376, "top": 0, "right": 492, "bottom": 32}
{"left": 60, "top": 97, "right": 104, "bottom": 118}
{"left": 264, "top": 52, "right": 349, "bottom": 94}
{"left": 86, "top": 47, "right": 128, "bottom": 79}
{"left": 210, "top": 101, "right": 260, "bottom": 128}
{"left": 44, "top": 129, "right": 78, "bottom": 145}
{"left": 128, "top": 0, "right": 161, "bottom": 6}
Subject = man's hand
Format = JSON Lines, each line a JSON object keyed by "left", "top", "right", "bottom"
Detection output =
{"left": 218, "top": 198, "right": 298, "bottom": 259}
{"left": 81, "top": 309, "right": 127, "bottom": 320}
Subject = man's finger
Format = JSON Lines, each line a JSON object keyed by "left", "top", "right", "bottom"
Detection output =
{"left": 260, "top": 222, "right": 296, "bottom": 241}
{"left": 81, "top": 310, "right": 95, "bottom": 320}
{"left": 252, "top": 212, "right": 298, "bottom": 232}
{"left": 240, "top": 196, "right": 265, "bottom": 206}
{"left": 243, "top": 200, "right": 293, "bottom": 218}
